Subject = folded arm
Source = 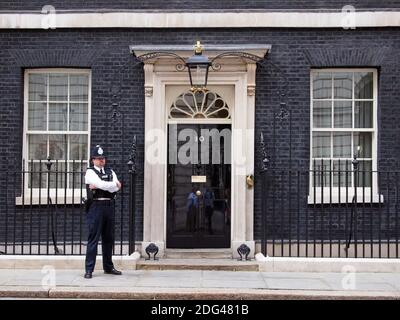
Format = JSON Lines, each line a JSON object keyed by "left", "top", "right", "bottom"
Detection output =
{"left": 85, "top": 169, "right": 120, "bottom": 193}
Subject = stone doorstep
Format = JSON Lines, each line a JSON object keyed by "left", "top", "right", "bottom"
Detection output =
{"left": 256, "top": 253, "right": 400, "bottom": 273}
{"left": 164, "top": 249, "right": 232, "bottom": 259}
{"left": 136, "top": 258, "right": 259, "bottom": 271}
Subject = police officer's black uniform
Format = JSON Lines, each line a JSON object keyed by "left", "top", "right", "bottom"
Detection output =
{"left": 84, "top": 145, "right": 121, "bottom": 279}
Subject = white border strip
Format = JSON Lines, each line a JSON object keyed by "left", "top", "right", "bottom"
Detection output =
{"left": 0, "top": 11, "right": 399, "bottom": 29}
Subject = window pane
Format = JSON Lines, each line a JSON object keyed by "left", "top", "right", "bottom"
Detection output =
{"left": 357, "top": 160, "right": 372, "bottom": 188}
{"left": 70, "top": 74, "right": 89, "bottom": 101}
{"left": 313, "top": 101, "right": 331, "bottom": 128}
{"left": 69, "top": 162, "right": 88, "bottom": 189}
{"left": 312, "top": 160, "right": 331, "bottom": 187}
{"left": 333, "top": 160, "right": 351, "bottom": 187}
{"left": 334, "top": 101, "right": 352, "bottom": 128}
{"left": 313, "top": 72, "right": 332, "bottom": 99}
{"left": 49, "top": 103, "right": 67, "bottom": 131}
{"left": 355, "top": 101, "right": 373, "bottom": 128}
{"left": 206, "top": 98, "right": 230, "bottom": 119}
{"left": 69, "top": 103, "right": 88, "bottom": 131}
{"left": 333, "top": 132, "right": 351, "bottom": 158}
{"left": 354, "top": 72, "right": 373, "bottom": 100}
{"left": 49, "top": 74, "right": 68, "bottom": 101}
{"left": 70, "top": 135, "right": 88, "bottom": 160}
{"left": 49, "top": 134, "right": 67, "bottom": 160}
{"left": 28, "top": 134, "right": 47, "bottom": 160}
{"left": 28, "top": 74, "right": 47, "bottom": 101}
{"left": 28, "top": 102, "right": 47, "bottom": 131}
{"left": 354, "top": 132, "right": 372, "bottom": 158}
{"left": 334, "top": 72, "right": 352, "bottom": 99}
{"left": 171, "top": 95, "right": 195, "bottom": 118}
{"left": 312, "top": 132, "right": 331, "bottom": 158}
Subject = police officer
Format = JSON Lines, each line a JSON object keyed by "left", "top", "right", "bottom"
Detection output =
{"left": 84, "top": 145, "right": 122, "bottom": 279}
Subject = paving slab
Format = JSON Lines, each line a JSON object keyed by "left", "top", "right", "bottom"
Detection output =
{"left": 203, "top": 270, "right": 264, "bottom": 281}
{"left": 72, "top": 277, "right": 140, "bottom": 287}
{"left": 374, "top": 274, "right": 400, "bottom": 282}
{"left": 325, "top": 280, "right": 399, "bottom": 292}
{"left": 135, "top": 277, "right": 202, "bottom": 288}
{"left": 3, "top": 279, "right": 47, "bottom": 286}
{"left": 139, "top": 270, "right": 202, "bottom": 278}
{"left": 262, "top": 272, "right": 343, "bottom": 279}
{"left": 201, "top": 279, "right": 267, "bottom": 289}
{"left": 264, "top": 278, "right": 332, "bottom": 291}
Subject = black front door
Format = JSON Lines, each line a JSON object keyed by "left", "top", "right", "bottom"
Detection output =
{"left": 167, "top": 123, "right": 231, "bottom": 248}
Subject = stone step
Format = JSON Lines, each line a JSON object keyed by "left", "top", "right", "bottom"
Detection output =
{"left": 136, "top": 258, "right": 259, "bottom": 271}
{"left": 164, "top": 249, "right": 232, "bottom": 259}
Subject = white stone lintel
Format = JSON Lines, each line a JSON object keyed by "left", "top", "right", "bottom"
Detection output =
{"left": 0, "top": 11, "right": 399, "bottom": 29}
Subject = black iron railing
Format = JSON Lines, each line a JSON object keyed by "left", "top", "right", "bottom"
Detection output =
{"left": 0, "top": 151, "right": 138, "bottom": 256}
{"left": 259, "top": 165, "right": 400, "bottom": 258}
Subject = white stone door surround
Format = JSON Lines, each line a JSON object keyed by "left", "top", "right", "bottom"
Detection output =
{"left": 130, "top": 44, "right": 270, "bottom": 258}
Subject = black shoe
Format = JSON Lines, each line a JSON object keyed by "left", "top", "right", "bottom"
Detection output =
{"left": 104, "top": 268, "right": 122, "bottom": 275}
{"left": 84, "top": 272, "right": 92, "bottom": 279}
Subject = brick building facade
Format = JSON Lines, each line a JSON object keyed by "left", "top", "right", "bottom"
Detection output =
{"left": 0, "top": 2, "right": 399, "bottom": 258}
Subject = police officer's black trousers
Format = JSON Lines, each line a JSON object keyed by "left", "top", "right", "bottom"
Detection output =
{"left": 85, "top": 201, "right": 115, "bottom": 273}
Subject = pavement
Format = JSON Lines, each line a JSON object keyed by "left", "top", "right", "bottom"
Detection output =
{"left": 1, "top": 268, "right": 400, "bottom": 299}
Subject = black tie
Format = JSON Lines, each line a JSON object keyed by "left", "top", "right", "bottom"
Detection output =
{"left": 100, "top": 169, "right": 104, "bottom": 175}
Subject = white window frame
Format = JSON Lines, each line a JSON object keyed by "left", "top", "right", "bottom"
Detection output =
{"left": 308, "top": 68, "right": 382, "bottom": 204}
{"left": 18, "top": 68, "right": 91, "bottom": 205}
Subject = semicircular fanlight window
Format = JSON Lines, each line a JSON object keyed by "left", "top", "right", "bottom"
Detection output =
{"left": 169, "top": 90, "right": 230, "bottom": 120}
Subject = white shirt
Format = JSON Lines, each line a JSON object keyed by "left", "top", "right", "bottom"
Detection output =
{"left": 85, "top": 165, "right": 120, "bottom": 193}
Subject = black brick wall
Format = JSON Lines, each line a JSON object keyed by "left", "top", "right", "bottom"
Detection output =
{"left": 0, "top": 27, "right": 399, "bottom": 252}
{"left": 0, "top": 0, "right": 399, "bottom": 11}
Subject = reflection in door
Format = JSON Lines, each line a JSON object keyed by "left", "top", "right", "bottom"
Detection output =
{"left": 167, "top": 124, "right": 231, "bottom": 248}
